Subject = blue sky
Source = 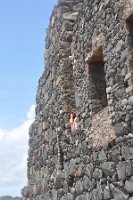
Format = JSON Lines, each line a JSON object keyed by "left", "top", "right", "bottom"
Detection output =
{"left": 0, "top": 0, "right": 57, "bottom": 196}
{"left": 0, "top": 0, "right": 57, "bottom": 130}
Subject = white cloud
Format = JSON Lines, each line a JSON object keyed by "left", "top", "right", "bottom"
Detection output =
{"left": 0, "top": 105, "right": 35, "bottom": 197}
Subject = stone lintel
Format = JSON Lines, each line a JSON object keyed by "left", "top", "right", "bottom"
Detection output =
{"left": 85, "top": 33, "right": 105, "bottom": 63}
{"left": 124, "top": 0, "right": 133, "bottom": 21}
{"left": 85, "top": 48, "right": 103, "bottom": 64}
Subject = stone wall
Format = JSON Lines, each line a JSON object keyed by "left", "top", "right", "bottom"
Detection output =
{"left": 22, "top": 0, "right": 133, "bottom": 199}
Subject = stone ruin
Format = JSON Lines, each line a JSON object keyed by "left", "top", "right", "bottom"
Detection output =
{"left": 22, "top": 0, "right": 133, "bottom": 199}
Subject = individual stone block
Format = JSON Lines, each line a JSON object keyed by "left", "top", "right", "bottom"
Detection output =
{"left": 111, "top": 148, "right": 121, "bottom": 162}
{"left": 101, "top": 162, "right": 116, "bottom": 176}
{"left": 110, "top": 183, "right": 129, "bottom": 200}
{"left": 121, "top": 146, "right": 133, "bottom": 160}
{"left": 43, "top": 121, "right": 49, "bottom": 130}
{"left": 124, "top": 180, "right": 133, "bottom": 193}
{"left": 116, "top": 162, "right": 126, "bottom": 180}
{"left": 83, "top": 176, "right": 90, "bottom": 191}
{"left": 103, "top": 185, "right": 112, "bottom": 200}
{"left": 54, "top": 173, "right": 65, "bottom": 189}
{"left": 75, "top": 180, "right": 84, "bottom": 195}
{"left": 98, "top": 149, "right": 107, "bottom": 161}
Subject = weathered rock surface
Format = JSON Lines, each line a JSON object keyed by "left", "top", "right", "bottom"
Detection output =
{"left": 22, "top": 0, "right": 133, "bottom": 199}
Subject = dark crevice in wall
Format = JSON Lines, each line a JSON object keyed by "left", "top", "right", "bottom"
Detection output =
{"left": 88, "top": 48, "right": 107, "bottom": 114}
{"left": 126, "top": 13, "right": 133, "bottom": 73}
{"left": 126, "top": 13, "right": 133, "bottom": 132}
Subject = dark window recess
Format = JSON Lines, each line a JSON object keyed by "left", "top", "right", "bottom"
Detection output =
{"left": 88, "top": 47, "right": 107, "bottom": 113}
{"left": 126, "top": 14, "right": 133, "bottom": 72}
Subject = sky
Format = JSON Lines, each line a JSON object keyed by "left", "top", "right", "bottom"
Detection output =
{"left": 0, "top": 0, "right": 57, "bottom": 197}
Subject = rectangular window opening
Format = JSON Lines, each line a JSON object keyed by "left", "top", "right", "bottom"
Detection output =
{"left": 126, "top": 14, "right": 133, "bottom": 72}
{"left": 88, "top": 48, "right": 107, "bottom": 114}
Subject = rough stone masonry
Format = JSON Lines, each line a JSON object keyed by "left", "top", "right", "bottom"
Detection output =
{"left": 22, "top": 0, "right": 133, "bottom": 199}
